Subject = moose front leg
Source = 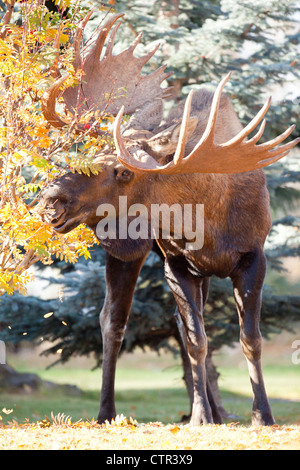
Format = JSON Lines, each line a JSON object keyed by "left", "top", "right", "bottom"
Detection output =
{"left": 97, "top": 253, "right": 148, "bottom": 424}
{"left": 231, "top": 250, "right": 275, "bottom": 426}
{"left": 165, "top": 257, "right": 213, "bottom": 425}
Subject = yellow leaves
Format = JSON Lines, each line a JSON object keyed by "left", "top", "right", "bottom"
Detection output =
{"left": 0, "top": 417, "right": 299, "bottom": 450}
{"left": 0, "top": 196, "right": 97, "bottom": 295}
{"left": 0, "top": 4, "right": 107, "bottom": 297}
{"left": 170, "top": 425, "right": 180, "bottom": 434}
{"left": 29, "top": 126, "right": 54, "bottom": 150}
{"left": 67, "top": 154, "right": 101, "bottom": 177}
{"left": 43, "top": 312, "right": 54, "bottom": 319}
{"left": 0, "top": 38, "right": 13, "bottom": 56}
{"left": 12, "top": 151, "right": 30, "bottom": 164}
{"left": 0, "top": 271, "right": 13, "bottom": 295}
{"left": 19, "top": 181, "right": 44, "bottom": 194}
{"left": 0, "top": 270, "right": 34, "bottom": 296}
{"left": 1, "top": 201, "right": 44, "bottom": 245}
{"left": 54, "top": 0, "right": 72, "bottom": 10}
{"left": 33, "top": 26, "right": 68, "bottom": 46}
{"left": 48, "top": 224, "right": 98, "bottom": 263}
{"left": 0, "top": 202, "right": 12, "bottom": 224}
{"left": 59, "top": 31, "right": 69, "bottom": 45}
{"left": 107, "top": 414, "right": 138, "bottom": 428}
{"left": 37, "top": 419, "right": 51, "bottom": 429}
{"left": 0, "top": 127, "right": 7, "bottom": 148}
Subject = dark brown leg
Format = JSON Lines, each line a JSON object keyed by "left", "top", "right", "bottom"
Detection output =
{"left": 231, "top": 250, "right": 275, "bottom": 426}
{"left": 174, "top": 278, "right": 223, "bottom": 424}
{"left": 97, "top": 253, "right": 148, "bottom": 424}
{"left": 165, "top": 256, "right": 213, "bottom": 425}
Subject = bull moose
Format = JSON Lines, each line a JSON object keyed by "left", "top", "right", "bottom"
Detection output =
{"left": 39, "top": 12, "right": 299, "bottom": 426}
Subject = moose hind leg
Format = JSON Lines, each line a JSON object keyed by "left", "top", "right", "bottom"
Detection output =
{"left": 165, "top": 257, "right": 213, "bottom": 425}
{"left": 231, "top": 250, "right": 275, "bottom": 426}
{"left": 174, "top": 281, "right": 223, "bottom": 424}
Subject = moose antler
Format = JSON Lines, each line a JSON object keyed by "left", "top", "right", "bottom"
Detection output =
{"left": 115, "top": 73, "right": 300, "bottom": 174}
{"left": 42, "top": 12, "right": 172, "bottom": 134}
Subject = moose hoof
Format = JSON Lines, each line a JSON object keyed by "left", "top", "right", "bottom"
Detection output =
{"left": 97, "top": 412, "right": 116, "bottom": 425}
{"left": 252, "top": 410, "right": 275, "bottom": 426}
{"left": 189, "top": 412, "right": 214, "bottom": 426}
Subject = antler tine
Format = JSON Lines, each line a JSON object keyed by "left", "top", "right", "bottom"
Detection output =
{"left": 73, "top": 10, "right": 93, "bottom": 70}
{"left": 114, "top": 106, "right": 129, "bottom": 158}
{"left": 162, "top": 87, "right": 174, "bottom": 99}
{"left": 49, "top": 24, "right": 63, "bottom": 79}
{"left": 41, "top": 74, "right": 69, "bottom": 129}
{"left": 222, "top": 96, "right": 272, "bottom": 149}
{"left": 173, "top": 90, "right": 194, "bottom": 165}
{"left": 244, "top": 126, "right": 299, "bottom": 171}
{"left": 86, "top": 13, "right": 124, "bottom": 63}
{"left": 246, "top": 119, "right": 266, "bottom": 145}
{"left": 117, "top": 73, "right": 300, "bottom": 175}
{"left": 256, "top": 150, "right": 291, "bottom": 170}
{"left": 137, "top": 42, "right": 161, "bottom": 68}
{"left": 174, "top": 71, "right": 232, "bottom": 165}
{"left": 43, "top": 13, "right": 171, "bottom": 135}
{"left": 117, "top": 74, "right": 232, "bottom": 173}
{"left": 256, "top": 123, "right": 296, "bottom": 152}
{"left": 44, "top": 12, "right": 93, "bottom": 123}
{"left": 103, "top": 20, "right": 123, "bottom": 59}
{"left": 200, "top": 72, "right": 232, "bottom": 146}
{"left": 115, "top": 106, "right": 161, "bottom": 171}
{"left": 42, "top": 72, "right": 109, "bottom": 137}
{"left": 127, "top": 32, "right": 143, "bottom": 53}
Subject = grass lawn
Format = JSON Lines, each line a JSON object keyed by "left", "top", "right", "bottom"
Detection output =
{"left": 0, "top": 346, "right": 299, "bottom": 449}
{"left": 1, "top": 364, "right": 299, "bottom": 426}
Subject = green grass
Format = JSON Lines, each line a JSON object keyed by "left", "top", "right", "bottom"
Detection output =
{"left": 1, "top": 359, "right": 299, "bottom": 427}
{"left": 1, "top": 352, "right": 300, "bottom": 450}
{"left": 0, "top": 361, "right": 190, "bottom": 425}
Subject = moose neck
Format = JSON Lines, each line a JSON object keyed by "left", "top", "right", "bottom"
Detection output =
{"left": 91, "top": 167, "right": 270, "bottom": 265}
{"left": 93, "top": 171, "right": 231, "bottom": 262}
{"left": 154, "top": 172, "right": 231, "bottom": 211}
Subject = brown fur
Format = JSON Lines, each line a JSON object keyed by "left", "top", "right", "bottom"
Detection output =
{"left": 39, "top": 88, "right": 274, "bottom": 426}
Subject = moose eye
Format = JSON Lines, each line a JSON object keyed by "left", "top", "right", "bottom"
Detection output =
{"left": 114, "top": 168, "right": 133, "bottom": 182}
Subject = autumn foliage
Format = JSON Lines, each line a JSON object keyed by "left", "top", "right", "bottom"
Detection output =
{"left": 0, "top": 412, "right": 300, "bottom": 450}
{"left": 0, "top": 1, "right": 117, "bottom": 295}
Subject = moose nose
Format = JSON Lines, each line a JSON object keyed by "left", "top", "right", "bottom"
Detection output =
{"left": 39, "top": 199, "right": 66, "bottom": 226}
{"left": 49, "top": 207, "right": 67, "bottom": 227}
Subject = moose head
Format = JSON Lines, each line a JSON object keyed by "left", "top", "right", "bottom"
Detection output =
{"left": 40, "top": 12, "right": 298, "bottom": 238}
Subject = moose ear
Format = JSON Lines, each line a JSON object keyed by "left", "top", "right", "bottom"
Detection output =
{"left": 170, "top": 116, "right": 198, "bottom": 143}
{"left": 147, "top": 116, "right": 198, "bottom": 157}
{"left": 115, "top": 167, "right": 134, "bottom": 183}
